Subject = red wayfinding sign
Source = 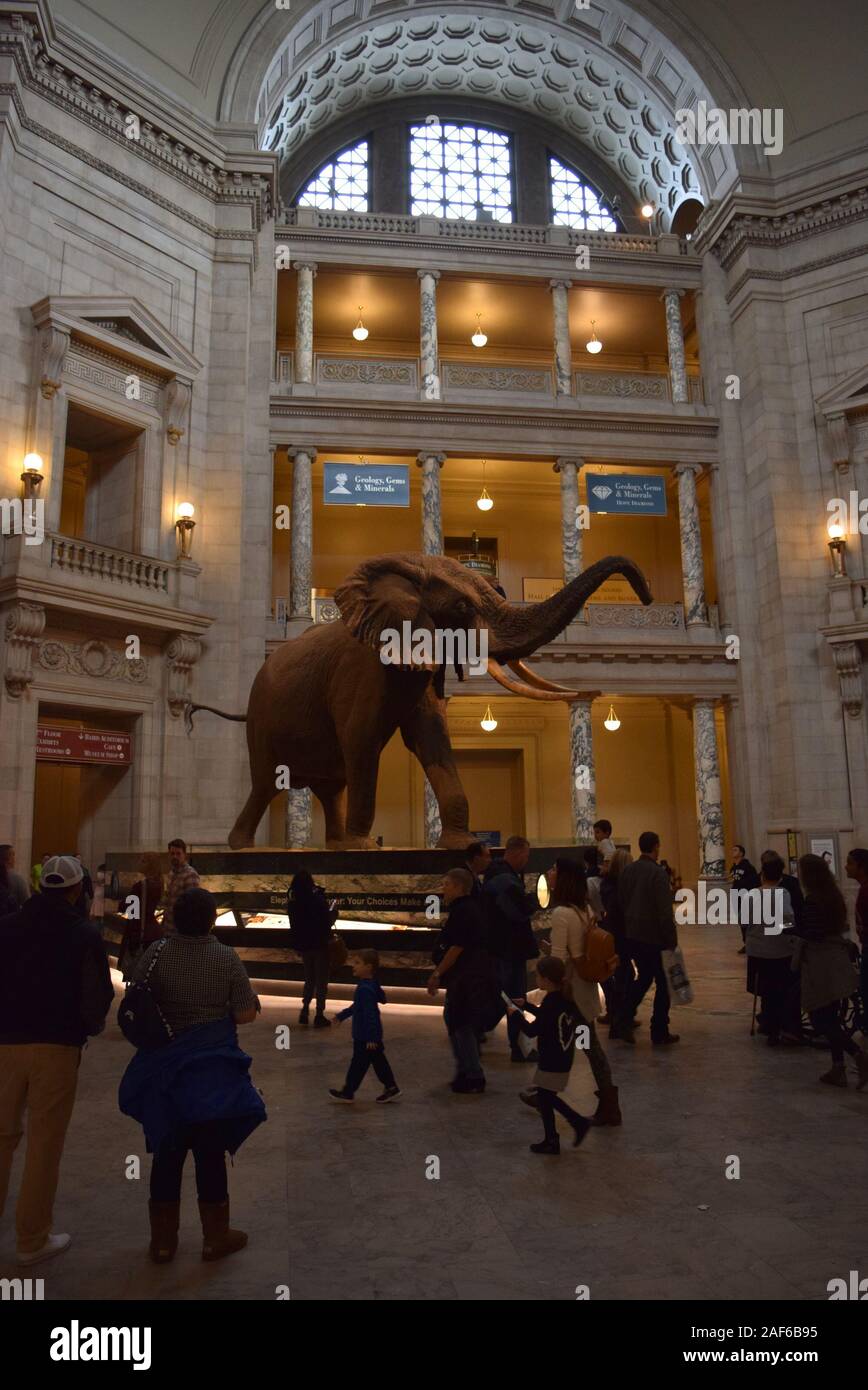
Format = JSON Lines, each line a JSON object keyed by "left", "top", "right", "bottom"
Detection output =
{"left": 36, "top": 726, "right": 132, "bottom": 765}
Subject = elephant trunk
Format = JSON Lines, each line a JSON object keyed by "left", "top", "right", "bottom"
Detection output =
{"left": 485, "top": 556, "right": 652, "bottom": 660}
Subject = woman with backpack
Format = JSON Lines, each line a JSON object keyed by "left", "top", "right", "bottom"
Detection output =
{"left": 548, "top": 857, "right": 621, "bottom": 1126}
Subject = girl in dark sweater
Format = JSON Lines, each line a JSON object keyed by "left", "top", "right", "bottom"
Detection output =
{"left": 507, "top": 956, "right": 590, "bottom": 1154}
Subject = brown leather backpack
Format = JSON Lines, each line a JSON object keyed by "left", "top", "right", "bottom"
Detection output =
{"left": 567, "top": 907, "right": 619, "bottom": 983}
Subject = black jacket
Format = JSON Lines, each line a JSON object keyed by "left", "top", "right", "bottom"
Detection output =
{"left": 618, "top": 855, "right": 677, "bottom": 950}
{"left": 517, "top": 991, "right": 579, "bottom": 1074}
{"left": 0, "top": 892, "right": 114, "bottom": 1046}
{"left": 482, "top": 861, "right": 539, "bottom": 963}
{"left": 287, "top": 887, "right": 337, "bottom": 952}
{"left": 436, "top": 895, "right": 497, "bottom": 1029}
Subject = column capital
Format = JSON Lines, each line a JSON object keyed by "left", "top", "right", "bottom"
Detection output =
{"left": 674, "top": 461, "right": 703, "bottom": 478}
{"left": 287, "top": 446, "right": 318, "bottom": 463}
{"left": 293, "top": 261, "right": 318, "bottom": 275}
{"left": 660, "top": 286, "right": 686, "bottom": 301}
{"left": 416, "top": 452, "right": 447, "bottom": 468}
{"left": 417, "top": 269, "right": 441, "bottom": 283}
{"left": 554, "top": 457, "right": 583, "bottom": 474}
{"left": 549, "top": 279, "right": 573, "bottom": 292}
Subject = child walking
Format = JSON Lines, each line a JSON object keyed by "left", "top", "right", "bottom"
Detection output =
{"left": 329, "top": 950, "right": 401, "bottom": 1104}
{"left": 507, "top": 956, "right": 589, "bottom": 1154}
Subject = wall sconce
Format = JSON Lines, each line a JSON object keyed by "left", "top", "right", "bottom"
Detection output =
{"left": 175, "top": 501, "right": 196, "bottom": 559}
{"left": 21, "top": 453, "right": 44, "bottom": 500}
{"left": 352, "top": 306, "right": 369, "bottom": 342}
{"left": 471, "top": 313, "right": 488, "bottom": 348}
{"left": 585, "top": 321, "right": 603, "bottom": 354}
{"left": 476, "top": 459, "right": 493, "bottom": 512}
{"left": 480, "top": 704, "right": 497, "bottom": 732}
{"left": 827, "top": 519, "right": 847, "bottom": 576}
{"left": 603, "top": 704, "right": 621, "bottom": 731}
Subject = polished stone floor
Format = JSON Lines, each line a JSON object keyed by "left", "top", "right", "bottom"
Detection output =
{"left": 1, "top": 924, "right": 866, "bottom": 1301}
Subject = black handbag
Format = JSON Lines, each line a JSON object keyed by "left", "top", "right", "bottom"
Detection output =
{"left": 117, "top": 937, "right": 175, "bottom": 1049}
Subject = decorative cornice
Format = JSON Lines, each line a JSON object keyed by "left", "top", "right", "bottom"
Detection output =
{"left": 699, "top": 185, "right": 868, "bottom": 271}
{"left": 270, "top": 400, "right": 719, "bottom": 441}
{"left": 0, "top": 11, "right": 276, "bottom": 235}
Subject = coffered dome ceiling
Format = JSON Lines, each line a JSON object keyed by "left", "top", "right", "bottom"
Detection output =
{"left": 256, "top": 4, "right": 722, "bottom": 224}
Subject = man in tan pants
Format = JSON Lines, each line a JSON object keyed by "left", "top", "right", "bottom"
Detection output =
{"left": 0, "top": 854, "right": 113, "bottom": 1265}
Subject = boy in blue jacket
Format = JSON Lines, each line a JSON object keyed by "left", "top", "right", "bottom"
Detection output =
{"left": 330, "top": 950, "right": 401, "bottom": 1103}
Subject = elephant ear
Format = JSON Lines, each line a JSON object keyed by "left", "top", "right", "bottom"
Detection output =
{"left": 334, "top": 554, "right": 431, "bottom": 651}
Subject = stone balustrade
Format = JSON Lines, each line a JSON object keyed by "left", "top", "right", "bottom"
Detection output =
{"left": 277, "top": 208, "right": 695, "bottom": 259}
{"left": 312, "top": 596, "right": 708, "bottom": 635}
{"left": 50, "top": 535, "right": 171, "bottom": 593}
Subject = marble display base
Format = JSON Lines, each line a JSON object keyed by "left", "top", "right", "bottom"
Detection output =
{"left": 104, "top": 845, "right": 591, "bottom": 985}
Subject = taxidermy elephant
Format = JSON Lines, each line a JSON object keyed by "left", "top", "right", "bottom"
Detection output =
{"left": 186, "top": 552, "right": 652, "bottom": 850}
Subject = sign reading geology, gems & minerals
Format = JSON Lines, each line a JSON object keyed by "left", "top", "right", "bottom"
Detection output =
{"left": 323, "top": 463, "right": 410, "bottom": 507}
{"left": 585, "top": 473, "right": 668, "bottom": 517}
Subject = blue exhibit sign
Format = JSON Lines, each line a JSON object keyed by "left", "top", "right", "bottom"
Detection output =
{"left": 323, "top": 463, "right": 410, "bottom": 507}
{"left": 585, "top": 473, "right": 668, "bottom": 516}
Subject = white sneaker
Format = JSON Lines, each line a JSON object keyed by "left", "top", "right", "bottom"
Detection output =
{"left": 17, "top": 1233, "right": 72, "bottom": 1265}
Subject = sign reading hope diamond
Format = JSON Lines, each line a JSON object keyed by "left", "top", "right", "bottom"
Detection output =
{"left": 324, "top": 463, "right": 410, "bottom": 507}
{"left": 586, "top": 473, "right": 667, "bottom": 516}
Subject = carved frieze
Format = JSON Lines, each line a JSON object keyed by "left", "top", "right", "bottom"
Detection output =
{"left": 317, "top": 358, "right": 417, "bottom": 388}
{"left": 65, "top": 352, "right": 160, "bottom": 406}
{"left": 444, "top": 363, "right": 551, "bottom": 394}
{"left": 37, "top": 638, "right": 148, "bottom": 684}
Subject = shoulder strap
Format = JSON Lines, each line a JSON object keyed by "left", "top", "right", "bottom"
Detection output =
{"left": 142, "top": 934, "right": 169, "bottom": 984}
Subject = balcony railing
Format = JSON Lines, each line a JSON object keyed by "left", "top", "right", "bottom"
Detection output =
{"left": 277, "top": 208, "right": 695, "bottom": 258}
{"left": 312, "top": 596, "right": 705, "bottom": 635}
{"left": 273, "top": 353, "right": 704, "bottom": 406}
{"left": 50, "top": 535, "right": 171, "bottom": 593}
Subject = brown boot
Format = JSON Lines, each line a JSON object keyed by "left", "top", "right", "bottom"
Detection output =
{"left": 198, "top": 1200, "right": 248, "bottom": 1262}
{"left": 819, "top": 1063, "right": 847, "bottom": 1088}
{"left": 148, "top": 1201, "right": 180, "bottom": 1263}
{"left": 590, "top": 1085, "right": 623, "bottom": 1126}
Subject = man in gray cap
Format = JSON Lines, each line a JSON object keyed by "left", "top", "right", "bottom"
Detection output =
{"left": 0, "top": 854, "right": 114, "bottom": 1266}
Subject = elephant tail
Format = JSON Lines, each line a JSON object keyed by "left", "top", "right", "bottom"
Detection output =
{"left": 184, "top": 700, "right": 247, "bottom": 736}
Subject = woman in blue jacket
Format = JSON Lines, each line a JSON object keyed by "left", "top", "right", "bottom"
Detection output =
{"left": 119, "top": 887, "right": 266, "bottom": 1264}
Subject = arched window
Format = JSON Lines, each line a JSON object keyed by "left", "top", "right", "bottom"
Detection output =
{"left": 410, "top": 123, "right": 513, "bottom": 223}
{"left": 297, "top": 140, "right": 369, "bottom": 212}
{"left": 549, "top": 157, "right": 618, "bottom": 231}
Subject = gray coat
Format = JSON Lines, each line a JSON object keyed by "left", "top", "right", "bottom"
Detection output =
{"left": 792, "top": 934, "right": 859, "bottom": 1013}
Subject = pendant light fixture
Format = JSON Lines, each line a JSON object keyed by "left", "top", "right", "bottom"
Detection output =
{"left": 481, "top": 704, "right": 498, "bottom": 732}
{"left": 471, "top": 312, "right": 488, "bottom": 348}
{"left": 585, "top": 320, "right": 603, "bottom": 354}
{"left": 352, "top": 306, "right": 369, "bottom": 342}
{"left": 476, "top": 458, "right": 494, "bottom": 512}
{"left": 603, "top": 704, "right": 621, "bottom": 732}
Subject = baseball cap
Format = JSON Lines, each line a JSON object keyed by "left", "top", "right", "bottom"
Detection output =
{"left": 41, "top": 855, "right": 84, "bottom": 888}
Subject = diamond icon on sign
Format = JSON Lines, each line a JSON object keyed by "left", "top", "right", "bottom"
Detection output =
{"left": 592, "top": 485, "right": 613, "bottom": 501}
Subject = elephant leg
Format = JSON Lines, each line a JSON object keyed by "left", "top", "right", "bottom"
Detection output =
{"left": 229, "top": 730, "right": 278, "bottom": 849}
{"left": 341, "top": 742, "right": 381, "bottom": 849}
{"left": 400, "top": 690, "right": 471, "bottom": 850}
{"left": 229, "top": 779, "right": 275, "bottom": 849}
{"left": 309, "top": 781, "right": 347, "bottom": 848}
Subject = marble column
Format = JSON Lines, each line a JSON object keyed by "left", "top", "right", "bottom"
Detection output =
{"left": 662, "top": 288, "right": 689, "bottom": 403}
{"left": 424, "top": 779, "right": 442, "bottom": 848}
{"left": 293, "top": 261, "right": 317, "bottom": 385}
{"left": 416, "top": 452, "right": 447, "bottom": 555}
{"left": 289, "top": 447, "right": 316, "bottom": 619}
{"left": 692, "top": 699, "right": 725, "bottom": 878}
{"left": 549, "top": 280, "right": 573, "bottom": 397}
{"left": 417, "top": 269, "right": 441, "bottom": 401}
{"left": 553, "top": 457, "right": 584, "bottom": 583}
{"left": 675, "top": 464, "right": 709, "bottom": 626}
{"left": 285, "top": 786, "right": 312, "bottom": 849}
{"left": 569, "top": 699, "right": 596, "bottom": 844}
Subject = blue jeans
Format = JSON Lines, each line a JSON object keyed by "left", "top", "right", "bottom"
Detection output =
{"left": 444, "top": 999, "right": 484, "bottom": 1081}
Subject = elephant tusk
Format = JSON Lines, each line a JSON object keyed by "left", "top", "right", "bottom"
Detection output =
{"left": 506, "top": 659, "right": 582, "bottom": 697}
{"left": 487, "top": 658, "right": 580, "bottom": 702}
